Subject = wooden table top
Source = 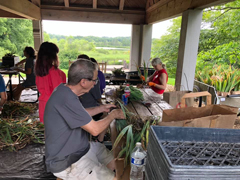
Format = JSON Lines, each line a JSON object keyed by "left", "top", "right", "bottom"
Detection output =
{"left": 0, "top": 69, "right": 19, "bottom": 75}
{"left": 128, "top": 88, "right": 173, "bottom": 119}
{"left": 105, "top": 86, "right": 173, "bottom": 119}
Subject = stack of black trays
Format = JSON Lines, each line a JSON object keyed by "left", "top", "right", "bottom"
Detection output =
{"left": 145, "top": 126, "right": 240, "bottom": 180}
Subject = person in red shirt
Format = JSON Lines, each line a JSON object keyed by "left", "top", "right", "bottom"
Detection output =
{"left": 147, "top": 58, "right": 168, "bottom": 94}
{"left": 35, "top": 42, "right": 66, "bottom": 123}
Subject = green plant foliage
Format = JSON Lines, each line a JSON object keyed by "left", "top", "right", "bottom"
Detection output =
{"left": 112, "top": 67, "right": 126, "bottom": 76}
{"left": 43, "top": 33, "right": 131, "bottom": 68}
{"left": 195, "top": 65, "right": 240, "bottom": 92}
{"left": 129, "top": 86, "right": 144, "bottom": 101}
{"left": 152, "top": 0, "right": 240, "bottom": 78}
{"left": 0, "top": 118, "right": 44, "bottom": 152}
{"left": 2, "top": 101, "right": 38, "bottom": 119}
{"left": 0, "top": 18, "right": 33, "bottom": 57}
{"left": 112, "top": 100, "right": 160, "bottom": 167}
{"left": 0, "top": 102, "right": 44, "bottom": 152}
{"left": 151, "top": 17, "right": 181, "bottom": 78}
{"left": 3, "top": 53, "right": 16, "bottom": 57}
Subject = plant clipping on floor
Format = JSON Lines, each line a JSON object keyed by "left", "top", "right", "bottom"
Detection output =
{"left": 0, "top": 118, "right": 44, "bottom": 152}
{"left": 0, "top": 101, "right": 44, "bottom": 152}
{"left": 2, "top": 101, "right": 38, "bottom": 118}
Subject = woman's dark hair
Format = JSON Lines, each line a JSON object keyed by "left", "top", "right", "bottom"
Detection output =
{"left": 35, "top": 42, "right": 59, "bottom": 77}
{"left": 77, "top": 54, "right": 90, "bottom": 60}
{"left": 24, "top": 46, "right": 36, "bottom": 58}
{"left": 90, "top": 57, "right": 97, "bottom": 63}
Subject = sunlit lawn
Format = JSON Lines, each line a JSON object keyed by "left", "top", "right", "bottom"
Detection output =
{"left": 168, "top": 78, "right": 175, "bottom": 85}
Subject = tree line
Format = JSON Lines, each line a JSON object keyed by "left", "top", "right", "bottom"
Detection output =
{"left": 48, "top": 34, "right": 131, "bottom": 48}
{"left": 152, "top": 0, "right": 240, "bottom": 77}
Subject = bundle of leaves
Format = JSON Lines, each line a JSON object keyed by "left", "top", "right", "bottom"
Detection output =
{"left": 137, "top": 61, "right": 150, "bottom": 84}
{"left": 2, "top": 101, "right": 38, "bottom": 118}
{"left": 4, "top": 53, "right": 15, "bottom": 57}
{"left": 0, "top": 117, "right": 44, "bottom": 152}
{"left": 112, "top": 100, "right": 160, "bottom": 166}
{"left": 112, "top": 67, "right": 126, "bottom": 76}
{"left": 113, "top": 85, "right": 144, "bottom": 102}
{"left": 129, "top": 85, "right": 144, "bottom": 101}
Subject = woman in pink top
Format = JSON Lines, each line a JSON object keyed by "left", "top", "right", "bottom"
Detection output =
{"left": 35, "top": 42, "right": 66, "bottom": 123}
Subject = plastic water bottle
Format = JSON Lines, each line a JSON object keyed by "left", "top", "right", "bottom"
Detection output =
{"left": 124, "top": 84, "right": 131, "bottom": 98}
{"left": 130, "top": 142, "right": 147, "bottom": 180}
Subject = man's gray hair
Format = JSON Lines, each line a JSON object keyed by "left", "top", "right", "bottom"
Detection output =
{"left": 68, "top": 58, "right": 98, "bottom": 85}
{"left": 151, "top": 57, "right": 166, "bottom": 70}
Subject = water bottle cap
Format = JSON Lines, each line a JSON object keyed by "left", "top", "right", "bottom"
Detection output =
{"left": 136, "top": 142, "right": 141, "bottom": 147}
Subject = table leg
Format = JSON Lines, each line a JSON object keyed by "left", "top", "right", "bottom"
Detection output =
{"left": 9, "top": 74, "right": 14, "bottom": 100}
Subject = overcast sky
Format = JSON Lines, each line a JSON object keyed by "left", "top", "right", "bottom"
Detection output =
{"left": 42, "top": 20, "right": 172, "bottom": 39}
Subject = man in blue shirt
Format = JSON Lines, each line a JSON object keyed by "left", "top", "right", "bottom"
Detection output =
{"left": 0, "top": 74, "right": 7, "bottom": 112}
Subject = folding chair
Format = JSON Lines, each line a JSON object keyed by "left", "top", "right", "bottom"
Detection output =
{"left": 98, "top": 62, "right": 107, "bottom": 73}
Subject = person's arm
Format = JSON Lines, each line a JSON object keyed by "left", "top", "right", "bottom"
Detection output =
{"left": 0, "top": 91, "right": 7, "bottom": 111}
{"left": 82, "top": 109, "right": 125, "bottom": 136}
{"left": 16, "top": 67, "right": 32, "bottom": 75}
{"left": 15, "top": 59, "right": 32, "bottom": 75}
{"left": 147, "top": 71, "right": 156, "bottom": 82}
{"left": 15, "top": 59, "right": 26, "bottom": 67}
{"left": 86, "top": 104, "right": 116, "bottom": 116}
{"left": 150, "top": 73, "right": 167, "bottom": 90}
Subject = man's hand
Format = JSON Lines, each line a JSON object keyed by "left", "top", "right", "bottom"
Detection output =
{"left": 148, "top": 82, "right": 156, "bottom": 87}
{"left": 100, "top": 104, "right": 116, "bottom": 113}
{"left": 110, "top": 109, "right": 125, "bottom": 119}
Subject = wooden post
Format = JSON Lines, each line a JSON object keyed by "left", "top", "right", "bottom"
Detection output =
{"left": 181, "top": 91, "right": 212, "bottom": 108}
{"left": 175, "top": 9, "right": 203, "bottom": 91}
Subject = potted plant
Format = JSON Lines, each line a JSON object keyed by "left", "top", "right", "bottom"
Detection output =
{"left": 195, "top": 65, "right": 240, "bottom": 97}
{"left": 210, "top": 66, "right": 240, "bottom": 97}
{"left": 2, "top": 53, "right": 18, "bottom": 67}
{"left": 112, "top": 67, "right": 126, "bottom": 78}
{"left": 232, "top": 81, "right": 240, "bottom": 95}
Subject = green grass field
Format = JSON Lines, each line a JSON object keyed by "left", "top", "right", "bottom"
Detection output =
{"left": 167, "top": 78, "right": 175, "bottom": 85}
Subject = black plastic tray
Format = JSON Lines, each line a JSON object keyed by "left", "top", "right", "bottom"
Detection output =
{"left": 145, "top": 126, "right": 240, "bottom": 180}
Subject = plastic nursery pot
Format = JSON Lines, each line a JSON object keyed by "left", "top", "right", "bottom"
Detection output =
{"left": 221, "top": 92, "right": 229, "bottom": 97}
{"left": 231, "top": 91, "right": 240, "bottom": 95}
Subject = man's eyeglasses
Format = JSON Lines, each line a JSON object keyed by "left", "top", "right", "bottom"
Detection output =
{"left": 86, "top": 78, "right": 98, "bottom": 84}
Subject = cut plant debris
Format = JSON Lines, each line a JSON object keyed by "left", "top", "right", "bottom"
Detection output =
{"left": 2, "top": 101, "right": 38, "bottom": 119}
{"left": 0, "top": 118, "right": 44, "bottom": 152}
{"left": 112, "top": 99, "right": 160, "bottom": 167}
{"left": 112, "top": 85, "right": 144, "bottom": 102}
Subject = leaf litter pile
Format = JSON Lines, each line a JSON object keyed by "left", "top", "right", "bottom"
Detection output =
{"left": 0, "top": 101, "right": 44, "bottom": 152}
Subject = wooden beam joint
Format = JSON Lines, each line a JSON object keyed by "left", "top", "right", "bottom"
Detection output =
{"left": 64, "top": 0, "right": 69, "bottom": 7}
{"left": 93, "top": 0, "right": 97, "bottom": 9}
{"left": 119, "top": 0, "right": 125, "bottom": 10}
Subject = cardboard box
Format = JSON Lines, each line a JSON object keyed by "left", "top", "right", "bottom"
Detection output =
{"left": 159, "top": 105, "right": 238, "bottom": 129}
{"left": 110, "top": 120, "right": 130, "bottom": 180}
